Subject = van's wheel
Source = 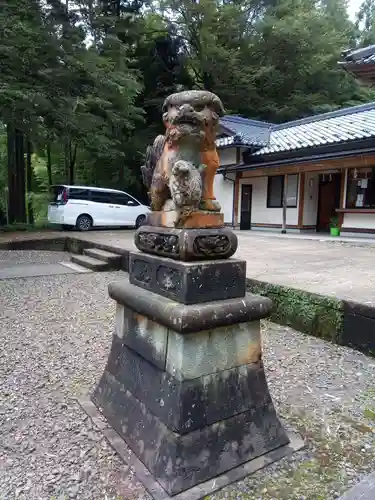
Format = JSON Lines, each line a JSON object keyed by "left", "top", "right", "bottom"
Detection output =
{"left": 135, "top": 214, "right": 146, "bottom": 229}
{"left": 76, "top": 214, "right": 93, "bottom": 231}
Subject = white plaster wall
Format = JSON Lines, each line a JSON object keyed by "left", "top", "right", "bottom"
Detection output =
{"left": 239, "top": 177, "right": 299, "bottom": 225}
{"left": 218, "top": 148, "right": 237, "bottom": 166}
{"left": 214, "top": 173, "right": 234, "bottom": 223}
{"left": 303, "top": 172, "right": 319, "bottom": 226}
{"left": 342, "top": 213, "right": 375, "bottom": 229}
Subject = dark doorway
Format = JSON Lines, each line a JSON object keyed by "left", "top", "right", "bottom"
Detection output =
{"left": 240, "top": 184, "right": 252, "bottom": 230}
{"left": 317, "top": 173, "right": 341, "bottom": 232}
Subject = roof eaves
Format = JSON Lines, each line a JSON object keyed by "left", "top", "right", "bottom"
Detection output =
{"left": 220, "top": 145, "right": 375, "bottom": 173}
{"left": 341, "top": 44, "right": 375, "bottom": 63}
{"left": 216, "top": 134, "right": 266, "bottom": 148}
{"left": 271, "top": 101, "right": 375, "bottom": 131}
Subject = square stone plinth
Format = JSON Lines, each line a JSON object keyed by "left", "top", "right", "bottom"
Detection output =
{"left": 166, "top": 321, "right": 261, "bottom": 380}
{"left": 129, "top": 251, "right": 246, "bottom": 304}
{"left": 91, "top": 278, "right": 289, "bottom": 497}
{"left": 114, "top": 301, "right": 261, "bottom": 380}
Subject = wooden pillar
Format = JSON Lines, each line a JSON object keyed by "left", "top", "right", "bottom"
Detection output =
{"left": 338, "top": 169, "right": 347, "bottom": 228}
{"left": 281, "top": 174, "right": 288, "bottom": 233}
{"left": 233, "top": 173, "right": 240, "bottom": 226}
{"left": 232, "top": 147, "right": 242, "bottom": 227}
{"left": 298, "top": 172, "right": 305, "bottom": 229}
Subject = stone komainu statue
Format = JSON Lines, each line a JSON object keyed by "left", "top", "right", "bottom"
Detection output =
{"left": 141, "top": 90, "right": 225, "bottom": 219}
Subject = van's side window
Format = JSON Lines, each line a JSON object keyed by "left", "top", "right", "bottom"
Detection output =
{"left": 90, "top": 191, "right": 113, "bottom": 204}
{"left": 69, "top": 189, "right": 90, "bottom": 200}
{"left": 112, "top": 193, "right": 139, "bottom": 206}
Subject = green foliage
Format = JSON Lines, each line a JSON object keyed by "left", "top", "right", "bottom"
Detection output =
{"left": 330, "top": 215, "right": 340, "bottom": 228}
{"left": 247, "top": 278, "right": 344, "bottom": 342}
{"left": 1, "top": 0, "right": 375, "bottom": 225}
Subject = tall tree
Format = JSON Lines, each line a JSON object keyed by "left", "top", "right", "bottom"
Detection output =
{"left": 356, "top": 0, "right": 375, "bottom": 46}
{"left": 0, "top": 0, "right": 57, "bottom": 222}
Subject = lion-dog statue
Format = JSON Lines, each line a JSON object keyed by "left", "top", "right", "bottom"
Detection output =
{"left": 141, "top": 90, "right": 225, "bottom": 227}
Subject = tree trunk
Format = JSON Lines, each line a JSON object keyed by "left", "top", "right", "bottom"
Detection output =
{"left": 7, "top": 123, "right": 16, "bottom": 224}
{"left": 69, "top": 142, "right": 77, "bottom": 185}
{"left": 46, "top": 144, "right": 53, "bottom": 186}
{"left": 7, "top": 124, "right": 27, "bottom": 224}
{"left": 281, "top": 174, "right": 287, "bottom": 234}
{"left": 202, "top": 70, "right": 214, "bottom": 92}
{"left": 26, "top": 140, "right": 34, "bottom": 225}
{"left": 15, "top": 129, "right": 26, "bottom": 223}
{"left": 64, "top": 138, "right": 70, "bottom": 182}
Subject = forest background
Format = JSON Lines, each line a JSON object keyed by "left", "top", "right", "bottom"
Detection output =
{"left": 2, "top": 0, "right": 375, "bottom": 227}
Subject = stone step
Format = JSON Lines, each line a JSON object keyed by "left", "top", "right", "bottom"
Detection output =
{"left": 71, "top": 254, "right": 111, "bottom": 272}
{"left": 83, "top": 247, "right": 122, "bottom": 268}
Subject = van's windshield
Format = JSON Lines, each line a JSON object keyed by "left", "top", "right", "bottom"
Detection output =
{"left": 49, "top": 185, "right": 66, "bottom": 205}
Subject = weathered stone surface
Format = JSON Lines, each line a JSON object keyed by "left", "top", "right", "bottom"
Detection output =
{"left": 166, "top": 321, "right": 261, "bottom": 380}
{"left": 145, "top": 210, "right": 224, "bottom": 229}
{"left": 90, "top": 254, "right": 289, "bottom": 497}
{"left": 109, "top": 278, "right": 272, "bottom": 334}
{"left": 202, "top": 362, "right": 270, "bottom": 425}
{"left": 92, "top": 379, "right": 289, "bottom": 496}
{"left": 342, "top": 310, "right": 375, "bottom": 355}
{"left": 129, "top": 252, "right": 246, "bottom": 304}
{"left": 115, "top": 304, "right": 168, "bottom": 370}
{"left": 134, "top": 225, "right": 238, "bottom": 261}
{"left": 97, "top": 333, "right": 271, "bottom": 434}
{"left": 100, "top": 340, "right": 206, "bottom": 434}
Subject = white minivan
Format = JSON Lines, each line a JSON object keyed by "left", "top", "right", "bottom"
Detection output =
{"left": 48, "top": 185, "right": 150, "bottom": 231}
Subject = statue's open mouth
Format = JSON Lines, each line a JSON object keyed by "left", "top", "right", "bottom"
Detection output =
{"left": 173, "top": 114, "right": 202, "bottom": 128}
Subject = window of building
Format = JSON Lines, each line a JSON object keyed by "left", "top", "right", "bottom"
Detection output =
{"left": 346, "top": 167, "right": 375, "bottom": 208}
{"left": 267, "top": 174, "right": 298, "bottom": 208}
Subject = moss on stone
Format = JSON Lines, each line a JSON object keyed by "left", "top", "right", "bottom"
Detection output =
{"left": 246, "top": 279, "right": 344, "bottom": 343}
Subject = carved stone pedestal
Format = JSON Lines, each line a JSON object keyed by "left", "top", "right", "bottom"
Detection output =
{"left": 89, "top": 240, "right": 300, "bottom": 498}
{"left": 134, "top": 225, "right": 238, "bottom": 261}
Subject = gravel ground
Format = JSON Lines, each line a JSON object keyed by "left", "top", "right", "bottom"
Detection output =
{"left": 0, "top": 250, "right": 70, "bottom": 268}
{"left": 0, "top": 254, "right": 374, "bottom": 500}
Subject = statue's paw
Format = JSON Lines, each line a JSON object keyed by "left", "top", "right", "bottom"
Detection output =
{"left": 199, "top": 199, "right": 221, "bottom": 212}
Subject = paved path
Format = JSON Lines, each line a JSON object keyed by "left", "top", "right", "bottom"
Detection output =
{"left": 0, "top": 261, "right": 90, "bottom": 280}
{"left": 339, "top": 472, "right": 375, "bottom": 500}
{"left": 2, "top": 228, "right": 375, "bottom": 304}
{"left": 75, "top": 229, "right": 375, "bottom": 306}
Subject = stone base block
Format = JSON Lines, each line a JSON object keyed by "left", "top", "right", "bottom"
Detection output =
{"left": 92, "top": 378, "right": 290, "bottom": 496}
{"left": 81, "top": 398, "right": 304, "bottom": 500}
{"left": 145, "top": 210, "right": 223, "bottom": 229}
{"left": 96, "top": 334, "right": 264, "bottom": 433}
{"left": 91, "top": 279, "right": 289, "bottom": 496}
{"left": 129, "top": 251, "right": 246, "bottom": 304}
{"left": 134, "top": 225, "right": 238, "bottom": 261}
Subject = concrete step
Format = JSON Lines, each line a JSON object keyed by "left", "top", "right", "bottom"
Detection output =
{"left": 71, "top": 254, "right": 111, "bottom": 272}
{"left": 83, "top": 247, "right": 122, "bottom": 268}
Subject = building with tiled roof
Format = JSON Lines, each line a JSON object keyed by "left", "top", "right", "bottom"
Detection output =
{"left": 214, "top": 101, "right": 375, "bottom": 236}
{"left": 339, "top": 45, "right": 375, "bottom": 84}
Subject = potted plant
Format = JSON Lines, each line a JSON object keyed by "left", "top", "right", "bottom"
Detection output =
{"left": 330, "top": 216, "right": 340, "bottom": 237}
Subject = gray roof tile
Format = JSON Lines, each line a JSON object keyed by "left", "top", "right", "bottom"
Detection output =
{"left": 340, "top": 45, "right": 375, "bottom": 65}
{"left": 216, "top": 102, "right": 375, "bottom": 156}
{"left": 218, "top": 115, "right": 272, "bottom": 147}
